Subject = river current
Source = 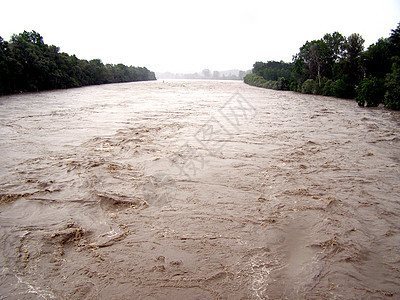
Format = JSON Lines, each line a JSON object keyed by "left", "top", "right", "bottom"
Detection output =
{"left": 0, "top": 80, "right": 399, "bottom": 299}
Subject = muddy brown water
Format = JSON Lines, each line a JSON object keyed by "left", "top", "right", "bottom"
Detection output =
{"left": 0, "top": 80, "right": 400, "bottom": 299}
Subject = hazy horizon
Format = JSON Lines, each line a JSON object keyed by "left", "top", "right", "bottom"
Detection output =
{"left": 1, "top": 0, "right": 400, "bottom": 73}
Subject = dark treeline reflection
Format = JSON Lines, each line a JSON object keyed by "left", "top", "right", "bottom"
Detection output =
{"left": 245, "top": 23, "right": 400, "bottom": 110}
{"left": 0, "top": 31, "right": 156, "bottom": 96}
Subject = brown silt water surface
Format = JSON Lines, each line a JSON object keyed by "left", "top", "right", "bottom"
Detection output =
{"left": 1, "top": 80, "right": 400, "bottom": 299}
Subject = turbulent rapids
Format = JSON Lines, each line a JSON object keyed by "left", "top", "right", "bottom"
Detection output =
{"left": 0, "top": 80, "right": 399, "bottom": 299}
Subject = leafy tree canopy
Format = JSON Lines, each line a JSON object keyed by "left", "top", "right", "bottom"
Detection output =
{"left": 244, "top": 23, "right": 400, "bottom": 110}
{"left": 0, "top": 30, "right": 156, "bottom": 96}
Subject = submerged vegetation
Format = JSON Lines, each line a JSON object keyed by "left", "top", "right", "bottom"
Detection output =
{"left": 0, "top": 31, "right": 156, "bottom": 96}
{"left": 244, "top": 23, "right": 400, "bottom": 110}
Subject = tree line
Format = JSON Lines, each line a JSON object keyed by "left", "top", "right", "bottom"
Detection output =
{"left": 0, "top": 31, "right": 156, "bottom": 96}
{"left": 244, "top": 24, "right": 400, "bottom": 110}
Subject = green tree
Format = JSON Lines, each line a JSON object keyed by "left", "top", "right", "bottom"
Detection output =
{"left": 361, "top": 38, "right": 391, "bottom": 79}
{"left": 321, "top": 78, "right": 334, "bottom": 96}
{"left": 9, "top": 32, "right": 45, "bottom": 91}
{"left": 342, "top": 33, "right": 365, "bottom": 86}
{"left": 243, "top": 74, "right": 267, "bottom": 88}
{"left": 0, "top": 30, "right": 156, "bottom": 96}
{"left": 244, "top": 24, "right": 400, "bottom": 110}
{"left": 332, "top": 75, "right": 354, "bottom": 99}
{"left": 384, "top": 59, "right": 400, "bottom": 110}
{"left": 322, "top": 32, "right": 346, "bottom": 78}
{"left": 296, "top": 40, "right": 328, "bottom": 85}
{"left": 249, "top": 61, "right": 293, "bottom": 90}
{"left": 388, "top": 23, "right": 400, "bottom": 58}
{"left": 276, "top": 77, "right": 287, "bottom": 90}
{"left": 253, "top": 62, "right": 267, "bottom": 77}
{"left": 301, "top": 79, "right": 317, "bottom": 94}
{"left": 355, "top": 76, "right": 384, "bottom": 107}
{"left": 292, "top": 33, "right": 346, "bottom": 88}
{"left": 0, "top": 36, "right": 10, "bottom": 95}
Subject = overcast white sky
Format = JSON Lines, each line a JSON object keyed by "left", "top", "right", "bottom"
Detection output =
{"left": 1, "top": 0, "right": 399, "bottom": 73}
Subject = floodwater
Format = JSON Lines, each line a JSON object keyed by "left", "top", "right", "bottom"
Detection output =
{"left": 0, "top": 80, "right": 400, "bottom": 299}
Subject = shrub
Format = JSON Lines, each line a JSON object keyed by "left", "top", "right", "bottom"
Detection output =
{"left": 384, "top": 60, "right": 400, "bottom": 110}
{"left": 266, "top": 81, "right": 275, "bottom": 89}
{"left": 332, "top": 76, "right": 355, "bottom": 99}
{"left": 276, "top": 77, "right": 287, "bottom": 90}
{"left": 289, "top": 81, "right": 298, "bottom": 91}
{"left": 301, "top": 79, "right": 317, "bottom": 94}
{"left": 243, "top": 74, "right": 267, "bottom": 88}
{"left": 322, "top": 79, "right": 334, "bottom": 96}
{"left": 355, "top": 76, "right": 384, "bottom": 107}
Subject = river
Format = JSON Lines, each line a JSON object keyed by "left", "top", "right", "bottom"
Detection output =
{"left": 0, "top": 80, "right": 400, "bottom": 299}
